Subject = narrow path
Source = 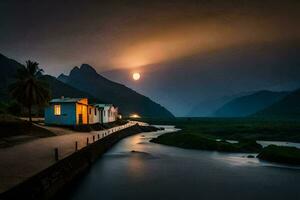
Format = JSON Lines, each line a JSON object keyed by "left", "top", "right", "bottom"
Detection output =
{"left": 0, "top": 121, "right": 144, "bottom": 193}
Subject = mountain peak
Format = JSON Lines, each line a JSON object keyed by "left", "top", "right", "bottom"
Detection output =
{"left": 70, "top": 66, "right": 80, "bottom": 74}
{"left": 57, "top": 73, "right": 69, "bottom": 83}
{"left": 80, "top": 64, "right": 98, "bottom": 75}
{"left": 68, "top": 64, "right": 102, "bottom": 81}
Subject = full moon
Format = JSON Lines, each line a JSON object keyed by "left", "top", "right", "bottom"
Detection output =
{"left": 132, "top": 72, "right": 141, "bottom": 81}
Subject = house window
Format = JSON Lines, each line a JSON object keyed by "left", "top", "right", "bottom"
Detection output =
{"left": 95, "top": 109, "right": 97, "bottom": 115}
{"left": 54, "top": 105, "right": 61, "bottom": 115}
{"left": 103, "top": 110, "right": 106, "bottom": 116}
{"left": 89, "top": 108, "right": 92, "bottom": 114}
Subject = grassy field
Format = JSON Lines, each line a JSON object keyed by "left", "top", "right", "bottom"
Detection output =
{"left": 138, "top": 117, "right": 300, "bottom": 142}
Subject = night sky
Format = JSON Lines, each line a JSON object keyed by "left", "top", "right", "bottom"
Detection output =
{"left": 1, "top": 0, "right": 300, "bottom": 116}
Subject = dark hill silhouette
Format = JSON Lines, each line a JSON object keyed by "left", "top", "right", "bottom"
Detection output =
{"left": 40, "top": 75, "right": 101, "bottom": 103}
{"left": 58, "top": 64, "right": 174, "bottom": 118}
{"left": 0, "top": 53, "right": 102, "bottom": 103}
{"left": 0, "top": 54, "right": 20, "bottom": 101}
{"left": 213, "top": 90, "right": 288, "bottom": 117}
{"left": 254, "top": 89, "right": 300, "bottom": 118}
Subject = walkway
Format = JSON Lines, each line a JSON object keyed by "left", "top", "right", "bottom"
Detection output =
{"left": 0, "top": 121, "right": 145, "bottom": 193}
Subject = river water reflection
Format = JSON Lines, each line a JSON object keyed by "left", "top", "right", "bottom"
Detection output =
{"left": 66, "top": 126, "right": 300, "bottom": 200}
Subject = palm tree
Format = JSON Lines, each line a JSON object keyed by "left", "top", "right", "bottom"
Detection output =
{"left": 9, "top": 60, "right": 50, "bottom": 123}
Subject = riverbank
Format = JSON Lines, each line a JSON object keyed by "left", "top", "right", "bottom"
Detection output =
{"left": 0, "top": 123, "right": 159, "bottom": 199}
{"left": 138, "top": 117, "right": 300, "bottom": 142}
{"left": 151, "top": 132, "right": 300, "bottom": 165}
{"left": 150, "top": 132, "right": 300, "bottom": 165}
{"left": 0, "top": 121, "right": 157, "bottom": 193}
{"left": 61, "top": 125, "right": 300, "bottom": 200}
{"left": 145, "top": 118, "right": 300, "bottom": 164}
{"left": 151, "top": 132, "right": 263, "bottom": 153}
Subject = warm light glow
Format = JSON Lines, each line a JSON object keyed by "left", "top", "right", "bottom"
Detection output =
{"left": 132, "top": 72, "right": 141, "bottom": 81}
{"left": 76, "top": 104, "right": 88, "bottom": 124}
{"left": 54, "top": 105, "right": 61, "bottom": 115}
{"left": 130, "top": 113, "right": 141, "bottom": 118}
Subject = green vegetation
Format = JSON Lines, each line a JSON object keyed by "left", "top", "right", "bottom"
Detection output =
{"left": 139, "top": 117, "right": 300, "bottom": 142}
{"left": 258, "top": 145, "right": 300, "bottom": 165}
{"left": 9, "top": 60, "right": 50, "bottom": 122}
{"left": 151, "top": 132, "right": 262, "bottom": 153}
{"left": 144, "top": 117, "right": 300, "bottom": 164}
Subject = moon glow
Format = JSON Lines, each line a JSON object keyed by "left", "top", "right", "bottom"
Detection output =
{"left": 132, "top": 72, "right": 141, "bottom": 81}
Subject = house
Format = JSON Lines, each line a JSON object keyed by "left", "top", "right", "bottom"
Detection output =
{"left": 45, "top": 97, "right": 90, "bottom": 125}
{"left": 45, "top": 97, "right": 118, "bottom": 126}
{"left": 109, "top": 105, "right": 119, "bottom": 122}
{"left": 88, "top": 104, "right": 101, "bottom": 124}
{"left": 95, "top": 104, "right": 119, "bottom": 123}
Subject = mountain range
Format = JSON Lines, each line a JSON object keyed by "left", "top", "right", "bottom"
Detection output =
{"left": 210, "top": 89, "right": 300, "bottom": 118}
{"left": 1, "top": 52, "right": 300, "bottom": 119}
{"left": 213, "top": 90, "right": 289, "bottom": 117}
{"left": 255, "top": 89, "right": 300, "bottom": 118}
{"left": 0, "top": 53, "right": 174, "bottom": 118}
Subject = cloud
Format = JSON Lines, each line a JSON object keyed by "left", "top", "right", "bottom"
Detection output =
{"left": 0, "top": 0, "right": 299, "bottom": 75}
{"left": 113, "top": 12, "right": 300, "bottom": 69}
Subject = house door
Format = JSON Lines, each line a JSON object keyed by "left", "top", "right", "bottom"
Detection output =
{"left": 78, "top": 114, "right": 83, "bottom": 124}
{"left": 99, "top": 110, "right": 103, "bottom": 124}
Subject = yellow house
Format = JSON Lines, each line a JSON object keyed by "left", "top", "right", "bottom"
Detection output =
{"left": 76, "top": 98, "right": 89, "bottom": 124}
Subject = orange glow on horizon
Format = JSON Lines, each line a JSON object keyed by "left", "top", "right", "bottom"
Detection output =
{"left": 111, "top": 15, "right": 300, "bottom": 70}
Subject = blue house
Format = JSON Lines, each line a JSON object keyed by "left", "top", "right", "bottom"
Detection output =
{"left": 45, "top": 97, "right": 90, "bottom": 125}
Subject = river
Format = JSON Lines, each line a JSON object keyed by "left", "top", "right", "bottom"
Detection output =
{"left": 65, "top": 126, "right": 300, "bottom": 200}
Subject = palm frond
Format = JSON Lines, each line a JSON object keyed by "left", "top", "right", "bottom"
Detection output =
{"left": 9, "top": 60, "right": 50, "bottom": 118}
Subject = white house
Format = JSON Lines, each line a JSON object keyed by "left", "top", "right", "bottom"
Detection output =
{"left": 95, "top": 104, "right": 118, "bottom": 123}
{"left": 108, "top": 105, "right": 119, "bottom": 122}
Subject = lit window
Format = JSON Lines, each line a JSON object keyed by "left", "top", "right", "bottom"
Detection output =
{"left": 54, "top": 105, "right": 61, "bottom": 115}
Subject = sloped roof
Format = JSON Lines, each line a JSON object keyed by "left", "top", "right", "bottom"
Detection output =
{"left": 50, "top": 97, "right": 84, "bottom": 103}
{"left": 94, "top": 103, "right": 117, "bottom": 108}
